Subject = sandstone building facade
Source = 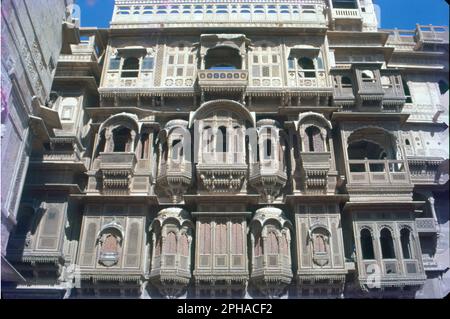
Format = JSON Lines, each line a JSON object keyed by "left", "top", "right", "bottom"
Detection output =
{"left": 1, "top": 0, "right": 77, "bottom": 283}
{"left": 2, "top": 0, "right": 449, "bottom": 299}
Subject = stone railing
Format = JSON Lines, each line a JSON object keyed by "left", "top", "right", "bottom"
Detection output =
{"left": 201, "top": 151, "right": 246, "bottom": 165}
{"left": 198, "top": 70, "right": 248, "bottom": 89}
{"left": 382, "top": 259, "right": 399, "bottom": 275}
{"left": 38, "top": 150, "right": 82, "bottom": 162}
{"left": 99, "top": 152, "right": 137, "bottom": 170}
{"left": 416, "top": 25, "right": 449, "bottom": 45}
{"left": 287, "top": 71, "right": 332, "bottom": 89}
{"left": 415, "top": 218, "right": 437, "bottom": 234}
{"left": 249, "top": 161, "right": 284, "bottom": 178}
{"left": 112, "top": 1, "right": 327, "bottom": 27}
{"left": 158, "top": 161, "right": 192, "bottom": 179}
{"left": 102, "top": 72, "right": 155, "bottom": 89}
{"left": 331, "top": 8, "right": 361, "bottom": 19}
{"left": 385, "top": 25, "right": 448, "bottom": 50}
{"left": 347, "top": 159, "right": 410, "bottom": 185}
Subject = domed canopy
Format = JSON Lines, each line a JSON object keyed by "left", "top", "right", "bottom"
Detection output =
{"left": 189, "top": 99, "right": 256, "bottom": 128}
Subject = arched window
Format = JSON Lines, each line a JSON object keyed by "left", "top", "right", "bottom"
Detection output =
{"left": 267, "top": 232, "right": 279, "bottom": 254}
{"left": 121, "top": 57, "right": 140, "bottom": 78}
{"left": 313, "top": 234, "right": 327, "bottom": 254}
{"left": 298, "top": 57, "right": 315, "bottom": 78}
{"left": 154, "top": 234, "right": 162, "bottom": 257}
{"left": 140, "top": 133, "right": 150, "bottom": 159}
{"left": 400, "top": 228, "right": 413, "bottom": 259}
{"left": 254, "top": 234, "right": 263, "bottom": 257}
{"left": 263, "top": 138, "right": 273, "bottom": 159}
{"left": 217, "top": 126, "right": 228, "bottom": 153}
{"left": 165, "top": 231, "right": 177, "bottom": 254}
{"left": 380, "top": 228, "right": 396, "bottom": 259}
{"left": 439, "top": 80, "right": 449, "bottom": 95}
{"left": 360, "top": 229, "right": 375, "bottom": 260}
{"left": 306, "top": 126, "right": 323, "bottom": 152}
{"left": 233, "top": 126, "right": 242, "bottom": 153}
{"left": 98, "top": 229, "right": 122, "bottom": 266}
{"left": 402, "top": 79, "right": 412, "bottom": 103}
{"left": 179, "top": 233, "right": 189, "bottom": 257}
{"left": 205, "top": 47, "right": 242, "bottom": 70}
{"left": 280, "top": 233, "right": 289, "bottom": 256}
{"left": 113, "top": 127, "right": 132, "bottom": 152}
{"left": 203, "top": 126, "right": 214, "bottom": 152}
{"left": 215, "top": 222, "right": 227, "bottom": 254}
{"left": 171, "top": 139, "right": 183, "bottom": 161}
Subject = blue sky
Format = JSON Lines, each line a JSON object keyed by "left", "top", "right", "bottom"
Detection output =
{"left": 77, "top": 0, "right": 449, "bottom": 29}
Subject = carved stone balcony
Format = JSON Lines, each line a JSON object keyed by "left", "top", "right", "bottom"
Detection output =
{"left": 298, "top": 152, "right": 332, "bottom": 194}
{"left": 149, "top": 254, "right": 192, "bottom": 293}
{"left": 249, "top": 162, "right": 287, "bottom": 203}
{"left": 198, "top": 70, "right": 248, "bottom": 92}
{"left": 347, "top": 159, "right": 411, "bottom": 185}
{"left": 346, "top": 159, "right": 413, "bottom": 199}
{"left": 358, "top": 259, "right": 426, "bottom": 290}
{"left": 251, "top": 254, "right": 293, "bottom": 289}
{"left": 99, "top": 152, "right": 137, "bottom": 195}
{"left": 329, "top": 8, "right": 362, "bottom": 31}
{"left": 156, "top": 161, "right": 192, "bottom": 203}
{"left": 415, "top": 218, "right": 438, "bottom": 234}
{"left": 408, "top": 157, "right": 446, "bottom": 185}
{"left": 415, "top": 25, "right": 449, "bottom": 50}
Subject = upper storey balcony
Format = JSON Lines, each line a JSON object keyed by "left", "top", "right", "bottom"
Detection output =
{"left": 198, "top": 41, "right": 249, "bottom": 94}
{"left": 385, "top": 25, "right": 449, "bottom": 52}
{"left": 328, "top": 0, "right": 363, "bottom": 31}
{"left": 332, "top": 67, "right": 406, "bottom": 112}
{"left": 343, "top": 127, "right": 413, "bottom": 201}
{"left": 57, "top": 28, "right": 107, "bottom": 85}
{"left": 111, "top": 1, "right": 327, "bottom": 30}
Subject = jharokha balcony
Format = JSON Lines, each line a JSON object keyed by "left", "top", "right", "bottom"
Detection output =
{"left": 344, "top": 128, "right": 413, "bottom": 199}
{"left": 347, "top": 159, "right": 411, "bottom": 185}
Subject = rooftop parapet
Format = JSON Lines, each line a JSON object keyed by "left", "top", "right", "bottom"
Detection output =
{"left": 111, "top": 0, "right": 327, "bottom": 29}
{"left": 385, "top": 25, "right": 449, "bottom": 51}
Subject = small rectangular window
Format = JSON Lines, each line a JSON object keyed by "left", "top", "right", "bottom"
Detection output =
{"left": 109, "top": 57, "right": 121, "bottom": 70}
{"left": 176, "top": 67, "right": 183, "bottom": 76}
{"left": 188, "top": 55, "right": 194, "bottom": 64}
{"left": 253, "top": 55, "right": 259, "bottom": 64}
{"left": 272, "top": 55, "right": 278, "bottom": 63}
{"left": 262, "top": 66, "right": 270, "bottom": 77}
{"left": 262, "top": 55, "right": 269, "bottom": 64}
{"left": 168, "top": 55, "right": 175, "bottom": 64}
